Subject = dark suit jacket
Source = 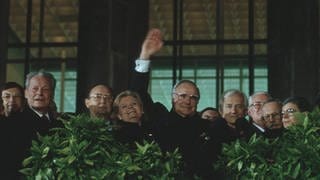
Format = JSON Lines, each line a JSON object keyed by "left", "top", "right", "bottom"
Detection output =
{"left": 247, "top": 122, "right": 265, "bottom": 138}
{"left": 130, "top": 70, "right": 213, "bottom": 178}
{"left": 3, "top": 106, "right": 60, "bottom": 178}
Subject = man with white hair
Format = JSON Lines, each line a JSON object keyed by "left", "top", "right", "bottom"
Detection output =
{"left": 130, "top": 28, "right": 212, "bottom": 178}
{"left": 247, "top": 91, "right": 272, "bottom": 136}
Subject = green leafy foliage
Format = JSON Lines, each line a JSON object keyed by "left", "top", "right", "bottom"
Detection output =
{"left": 20, "top": 115, "right": 183, "bottom": 179}
{"left": 215, "top": 108, "right": 320, "bottom": 179}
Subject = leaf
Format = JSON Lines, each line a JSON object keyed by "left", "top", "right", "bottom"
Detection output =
{"left": 19, "top": 167, "right": 33, "bottom": 175}
{"left": 237, "top": 161, "right": 243, "bottom": 171}
{"left": 136, "top": 143, "right": 149, "bottom": 155}
{"left": 227, "top": 155, "right": 244, "bottom": 167}
{"left": 41, "top": 147, "right": 50, "bottom": 158}
{"left": 292, "top": 163, "right": 300, "bottom": 178}
{"left": 57, "top": 147, "right": 71, "bottom": 155}
{"left": 84, "top": 159, "right": 94, "bottom": 166}
{"left": 23, "top": 114, "right": 184, "bottom": 179}
{"left": 287, "top": 148, "right": 301, "bottom": 155}
{"left": 22, "top": 156, "right": 34, "bottom": 167}
{"left": 68, "top": 155, "right": 76, "bottom": 164}
{"left": 127, "top": 165, "right": 142, "bottom": 171}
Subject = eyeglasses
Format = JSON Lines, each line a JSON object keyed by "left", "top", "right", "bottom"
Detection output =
{"left": 249, "top": 102, "right": 263, "bottom": 109}
{"left": 173, "top": 92, "right": 199, "bottom": 102}
{"left": 262, "top": 113, "right": 281, "bottom": 120}
{"left": 281, "top": 108, "right": 297, "bottom": 116}
{"left": 89, "top": 94, "right": 113, "bottom": 102}
{"left": 2, "top": 94, "right": 22, "bottom": 101}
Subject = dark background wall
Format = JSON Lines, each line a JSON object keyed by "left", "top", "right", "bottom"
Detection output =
{"left": 1, "top": 0, "right": 319, "bottom": 111}
{"left": 0, "top": 0, "right": 9, "bottom": 84}
{"left": 76, "top": 0, "right": 148, "bottom": 113}
{"left": 268, "top": 0, "right": 320, "bottom": 103}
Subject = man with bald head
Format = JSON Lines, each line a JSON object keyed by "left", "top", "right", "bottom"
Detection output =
{"left": 85, "top": 84, "right": 113, "bottom": 120}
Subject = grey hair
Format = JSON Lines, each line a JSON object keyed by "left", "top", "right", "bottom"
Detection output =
{"left": 171, "top": 79, "right": 200, "bottom": 97}
{"left": 25, "top": 70, "right": 56, "bottom": 91}
{"left": 262, "top": 98, "right": 283, "bottom": 110}
{"left": 219, "top": 89, "right": 248, "bottom": 111}
{"left": 248, "top": 91, "right": 272, "bottom": 105}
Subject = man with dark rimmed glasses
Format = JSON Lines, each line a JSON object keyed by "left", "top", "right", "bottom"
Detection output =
{"left": 85, "top": 84, "right": 113, "bottom": 120}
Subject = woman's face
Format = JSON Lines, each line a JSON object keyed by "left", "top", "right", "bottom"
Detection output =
{"left": 282, "top": 102, "right": 299, "bottom": 128}
{"left": 117, "top": 96, "right": 143, "bottom": 123}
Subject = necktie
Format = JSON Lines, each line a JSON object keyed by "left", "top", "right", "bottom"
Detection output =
{"left": 41, "top": 114, "right": 50, "bottom": 122}
{"left": 38, "top": 114, "right": 50, "bottom": 135}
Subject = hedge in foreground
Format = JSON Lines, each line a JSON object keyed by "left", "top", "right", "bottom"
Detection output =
{"left": 215, "top": 108, "right": 320, "bottom": 179}
{"left": 20, "top": 115, "right": 183, "bottom": 179}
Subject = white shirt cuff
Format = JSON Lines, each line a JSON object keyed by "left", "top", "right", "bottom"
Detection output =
{"left": 135, "top": 59, "right": 151, "bottom": 73}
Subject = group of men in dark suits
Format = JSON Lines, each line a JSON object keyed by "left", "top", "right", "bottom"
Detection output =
{"left": 0, "top": 28, "right": 286, "bottom": 179}
{"left": 0, "top": 71, "right": 60, "bottom": 178}
{"left": 129, "top": 28, "right": 285, "bottom": 178}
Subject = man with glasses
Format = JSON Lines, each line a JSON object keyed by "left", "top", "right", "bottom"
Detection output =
{"left": 130, "top": 28, "right": 212, "bottom": 178}
{"left": 85, "top": 84, "right": 113, "bottom": 120}
{"left": 247, "top": 91, "right": 271, "bottom": 136}
{"left": 261, "top": 99, "right": 284, "bottom": 138}
{"left": 0, "top": 82, "right": 25, "bottom": 117}
{"left": 0, "top": 82, "right": 25, "bottom": 178}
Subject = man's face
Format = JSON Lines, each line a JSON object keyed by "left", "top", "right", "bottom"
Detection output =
{"left": 172, "top": 82, "right": 199, "bottom": 118}
{"left": 117, "top": 96, "right": 143, "bottom": 123}
{"left": 221, "top": 94, "right": 246, "bottom": 125}
{"left": 201, "top": 110, "right": 220, "bottom": 122}
{"left": 262, "top": 102, "right": 283, "bottom": 129}
{"left": 248, "top": 94, "right": 269, "bottom": 127}
{"left": 85, "top": 85, "right": 113, "bottom": 119}
{"left": 1, "top": 87, "right": 24, "bottom": 116}
{"left": 25, "top": 76, "right": 53, "bottom": 113}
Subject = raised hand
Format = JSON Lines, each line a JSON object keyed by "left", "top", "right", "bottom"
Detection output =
{"left": 139, "top": 28, "right": 163, "bottom": 60}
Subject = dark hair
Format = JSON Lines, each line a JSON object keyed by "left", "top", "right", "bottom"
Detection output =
{"left": 86, "top": 84, "right": 113, "bottom": 98}
{"left": 283, "top": 96, "right": 311, "bottom": 112}
{"left": 199, "top": 107, "right": 220, "bottom": 116}
{"left": 1, "top": 82, "right": 24, "bottom": 96}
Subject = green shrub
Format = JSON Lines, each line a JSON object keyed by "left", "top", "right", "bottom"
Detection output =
{"left": 215, "top": 108, "right": 320, "bottom": 179}
{"left": 20, "top": 115, "right": 183, "bottom": 179}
